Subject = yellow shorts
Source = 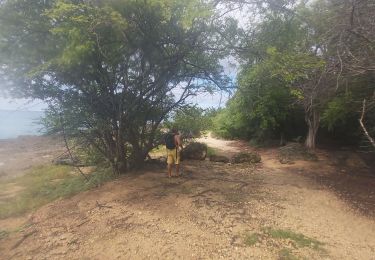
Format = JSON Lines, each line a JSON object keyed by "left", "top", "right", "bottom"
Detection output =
{"left": 167, "top": 148, "right": 180, "bottom": 165}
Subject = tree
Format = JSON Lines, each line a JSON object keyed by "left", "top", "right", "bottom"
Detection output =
{"left": 166, "top": 105, "right": 215, "bottom": 137}
{"left": 216, "top": 5, "right": 332, "bottom": 148}
{"left": 265, "top": 49, "right": 331, "bottom": 149}
{"left": 0, "top": 0, "right": 230, "bottom": 173}
{"left": 324, "top": 0, "right": 375, "bottom": 148}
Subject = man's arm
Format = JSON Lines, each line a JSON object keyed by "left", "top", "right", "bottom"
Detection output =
{"left": 175, "top": 134, "right": 183, "bottom": 150}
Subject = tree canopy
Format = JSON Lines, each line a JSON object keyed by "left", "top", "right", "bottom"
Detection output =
{"left": 0, "top": 0, "right": 231, "bottom": 173}
{"left": 212, "top": 0, "right": 375, "bottom": 150}
{"left": 0, "top": 0, "right": 374, "bottom": 175}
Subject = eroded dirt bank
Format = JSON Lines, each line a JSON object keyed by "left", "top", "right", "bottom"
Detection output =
{"left": 1, "top": 136, "right": 375, "bottom": 259}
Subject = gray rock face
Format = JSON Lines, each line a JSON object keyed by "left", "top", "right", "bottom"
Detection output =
{"left": 181, "top": 142, "right": 207, "bottom": 160}
{"left": 278, "top": 142, "right": 317, "bottom": 164}
{"left": 53, "top": 155, "right": 80, "bottom": 166}
{"left": 231, "top": 152, "right": 261, "bottom": 164}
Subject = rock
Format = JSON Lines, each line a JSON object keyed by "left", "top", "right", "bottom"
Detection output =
{"left": 231, "top": 152, "right": 261, "bottom": 164}
{"left": 279, "top": 157, "right": 294, "bottom": 164}
{"left": 53, "top": 155, "right": 81, "bottom": 166}
{"left": 144, "top": 157, "right": 166, "bottom": 168}
{"left": 181, "top": 142, "right": 207, "bottom": 160}
{"left": 278, "top": 142, "right": 317, "bottom": 163}
{"left": 209, "top": 155, "right": 230, "bottom": 163}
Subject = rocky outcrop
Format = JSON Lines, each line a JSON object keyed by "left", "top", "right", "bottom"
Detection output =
{"left": 181, "top": 142, "right": 207, "bottom": 160}
{"left": 231, "top": 152, "right": 261, "bottom": 164}
{"left": 278, "top": 142, "right": 317, "bottom": 164}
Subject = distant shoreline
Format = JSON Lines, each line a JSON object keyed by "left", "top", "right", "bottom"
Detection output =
{"left": 0, "top": 134, "right": 43, "bottom": 141}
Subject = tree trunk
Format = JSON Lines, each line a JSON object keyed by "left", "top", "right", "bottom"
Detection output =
{"left": 305, "top": 109, "right": 320, "bottom": 149}
{"left": 114, "top": 143, "right": 127, "bottom": 174}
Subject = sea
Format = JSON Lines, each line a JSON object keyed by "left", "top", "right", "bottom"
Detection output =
{"left": 0, "top": 110, "right": 45, "bottom": 139}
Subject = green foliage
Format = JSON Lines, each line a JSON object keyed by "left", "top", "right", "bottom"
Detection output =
{"left": 212, "top": 102, "right": 249, "bottom": 139}
{"left": 244, "top": 233, "right": 260, "bottom": 246}
{"left": 322, "top": 93, "right": 355, "bottom": 131}
{"left": 166, "top": 105, "right": 215, "bottom": 136}
{"left": 0, "top": 0, "right": 230, "bottom": 172}
{"left": 263, "top": 227, "right": 324, "bottom": 250}
{"left": 166, "top": 106, "right": 219, "bottom": 137}
{"left": 213, "top": 52, "right": 303, "bottom": 141}
{"left": 1, "top": 0, "right": 374, "bottom": 151}
{"left": 0, "top": 230, "right": 9, "bottom": 240}
{"left": 0, "top": 165, "right": 115, "bottom": 219}
{"left": 278, "top": 248, "right": 298, "bottom": 260}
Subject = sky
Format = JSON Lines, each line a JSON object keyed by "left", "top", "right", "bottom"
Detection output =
{"left": 0, "top": 97, "right": 48, "bottom": 112}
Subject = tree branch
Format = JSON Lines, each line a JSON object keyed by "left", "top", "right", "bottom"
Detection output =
{"left": 359, "top": 99, "right": 375, "bottom": 148}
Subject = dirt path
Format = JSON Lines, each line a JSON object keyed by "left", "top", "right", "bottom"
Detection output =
{"left": 1, "top": 136, "right": 375, "bottom": 259}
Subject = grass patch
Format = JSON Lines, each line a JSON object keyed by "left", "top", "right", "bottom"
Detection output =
{"left": 244, "top": 232, "right": 260, "bottom": 246}
{"left": 263, "top": 227, "right": 324, "bottom": 250}
{"left": 0, "top": 230, "right": 9, "bottom": 240}
{"left": 278, "top": 248, "right": 299, "bottom": 260}
{"left": 149, "top": 145, "right": 166, "bottom": 157}
{"left": 0, "top": 165, "right": 115, "bottom": 219}
{"left": 0, "top": 222, "right": 35, "bottom": 240}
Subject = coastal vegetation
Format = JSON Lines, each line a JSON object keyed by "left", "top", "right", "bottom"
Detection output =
{"left": 1, "top": 0, "right": 374, "bottom": 175}
{"left": 0, "top": 0, "right": 231, "bottom": 174}
{"left": 210, "top": 0, "right": 375, "bottom": 150}
{"left": 0, "top": 165, "right": 114, "bottom": 219}
{"left": 0, "top": 1, "right": 374, "bottom": 259}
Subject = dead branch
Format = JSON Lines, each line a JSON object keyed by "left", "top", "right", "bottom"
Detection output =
{"left": 60, "top": 114, "right": 90, "bottom": 181}
{"left": 76, "top": 219, "right": 90, "bottom": 227}
{"left": 11, "top": 230, "right": 37, "bottom": 249}
{"left": 96, "top": 200, "right": 113, "bottom": 209}
{"left": 359, "top": 99, "right": 375, "bottom": 148}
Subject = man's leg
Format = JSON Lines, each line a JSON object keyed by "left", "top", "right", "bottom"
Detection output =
{"left": 167, "top": 163, "right": 173, "bottom": 178}
{"left": 167, "top": 150, "right": 174, "bottom": 178}
{"left": 175, "top": 149, "right": 181, "bottom": 176}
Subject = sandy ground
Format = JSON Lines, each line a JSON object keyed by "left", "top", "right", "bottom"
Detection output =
{"left": 0, "top": 135, "right": 65, "bottom": 180}
{"left": 1, "top": 135, "right": 375, "bottom": 259}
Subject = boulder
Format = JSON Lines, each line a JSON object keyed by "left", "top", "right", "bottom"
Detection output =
{"left": 144, "top": 157, "right": 166, "bottom": 169}
{"left": 53, "top": 155, "right": 80, "bottom": 166}
{"left": 278, "top": 142, "right": 317, "bottom": 163}
{"left": 231, "top": 152, "right": 261, "bottom": 164}
{"left": 181, "top": 142, "right": 207, "bottom": 160}
{"left": 209, "top": 154, "right": 230, "bottom": 163}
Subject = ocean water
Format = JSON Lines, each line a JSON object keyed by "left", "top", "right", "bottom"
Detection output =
{"left": 0, "top": 110, "right": 45, "bottom": 139}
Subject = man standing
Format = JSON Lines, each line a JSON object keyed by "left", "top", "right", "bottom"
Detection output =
{"left": 165, "top": 128, "right": 183, "bottom": 178}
